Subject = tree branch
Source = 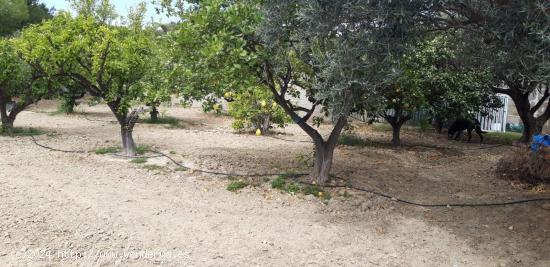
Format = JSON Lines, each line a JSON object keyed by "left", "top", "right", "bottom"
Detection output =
{"left": 531, "top": 85, "right": 550, "bottom": 113}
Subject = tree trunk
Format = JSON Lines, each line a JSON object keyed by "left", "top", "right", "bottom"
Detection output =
{"left": 121, "top": 126, "right": 136, "bottom": 156}
{"left": 383, "top": 111, "right": 409, "bottom": 147}
{"left": 108, "top": 102, "right": 141, "bottom": 156}
{"left": 0, "top": 100, "right": 9, "bottom": 132}
{"left": 433, "top": 117, "right": 443, "bottom": 134}
{"left": 150, "top": 107, "right": 159, "bottom": 123}
{"left": 310, "top": 140, "right": 337, "bottom": 184}
{"left": 260, "top": 115, "right": 271, "bottom": 135}
{"left": 512, "top": 93, "right": 539, "bottom": 142}
{"left": 0, "top": 101, "right": 21, "bottom": 133}
{"left": 391, "top": 123, "right": 402, "bottom": 146}
{"left": 60, "top": 97, "right": 77, "bottom": 114}
{"left": 0, "top": 117, "right": 14, "bottom": 133}
{"left": 308, "top": 116, "right": 347, "bottom": 184}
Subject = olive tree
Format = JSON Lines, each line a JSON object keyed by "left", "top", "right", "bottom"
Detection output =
{"left": 17, "top": 13, "right": 153, "bottom": 155}
{"left": 170, "top": 0, "right": 430, "bottom": 183}
{"left": 436, "top": 0, "right": 550, "bottom": 141}
{"left": 259, "top": 0, "right": 435, "bottom": 182}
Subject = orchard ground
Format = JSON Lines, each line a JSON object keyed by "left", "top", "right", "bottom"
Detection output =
{"left": 1, "top": 100, "right": 549, "bottom": 266}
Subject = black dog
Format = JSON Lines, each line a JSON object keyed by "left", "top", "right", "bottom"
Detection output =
{"left": 448, "top": 118, "right": 487, "bottom": 142}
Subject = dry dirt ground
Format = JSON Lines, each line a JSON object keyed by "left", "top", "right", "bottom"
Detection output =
{"left": 1, "top": 101, "right": 549, "bottom": 267}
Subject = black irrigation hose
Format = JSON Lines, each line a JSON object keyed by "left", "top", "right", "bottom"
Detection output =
{"left": 30, "top": 135, "right": 87, "bottom": 154}
{"left": 29, "top": 136, "right": 550, "bottom": 208}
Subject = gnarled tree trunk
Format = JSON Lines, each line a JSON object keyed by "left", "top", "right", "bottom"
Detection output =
{"left": 508, "top": 88, "right": 549, "bottom": 142}
{"left": 311, "top": 139, "right": 338, "bottom": 184}
{"left": 391, "top": 123, "right": 402, "bottom": 146}
{"left": 263, "top": 61, "right": 353, "bottom": 185}
{"left": 149, "top": 106, "right": 159, "bottom": 123}
{"left": 121, "top": 126, "right": 136, "bottom": 156}
{"left": 0, "top": 95, "right": 29, "bottom": 133}
{"left": 260, "top": 115, "right": 271, "bottom": 135}
{"left": 383, "top": 108, "right": 411, "bottom": 147}
{"left": 108, "top": 102, "right": 141, "bottom": 156}
{"left": 433, "top": 116, "right": 444, "bottom": 134}
{"left": 307, "top": 116, "right": 348, "bottom": 184}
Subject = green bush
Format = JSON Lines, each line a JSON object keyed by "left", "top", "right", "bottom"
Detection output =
{"left": 228, "top": 86, "right": 290, "bottom": 135}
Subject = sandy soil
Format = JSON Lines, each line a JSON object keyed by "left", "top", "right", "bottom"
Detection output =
{"left": 1, "top": 101, "right": 549, "bottom": 266}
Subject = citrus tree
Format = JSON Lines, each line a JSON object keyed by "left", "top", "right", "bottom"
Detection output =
{"left": 171, "top": 0, "right": 430, "bottom": 183}
{"left": 373, "top": 35, "right": 500, "bottom": 146}
{"left": 139, "top": 23, "right": 180, "bottom": 123}
{"left": 0, "top": 38, "right": 52, "bottom": 132}
{"left": 228, "top": 86, "right": 289, "bottom": 134}
{"left": 172, "top": 0, "right": 261, "bottom": 108}
{"left": 17, "top": 13, "right": 153, "bottom": 155}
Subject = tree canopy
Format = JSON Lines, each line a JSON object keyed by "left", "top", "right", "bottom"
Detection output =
{"left": 435, "top": 0, "right": 550, "bottom": 141}
{"left": 17, "top": 12, "right": 153, "bottom": 155}
{"left": 0, "top": 38, "right": 51, "bottom": 132}
{"left": 0, "top": 0, "right": 52, "bottom": 36}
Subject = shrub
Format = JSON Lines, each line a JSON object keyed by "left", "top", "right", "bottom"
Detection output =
{"left": 228, "top": 86, "right": 289, "bottom": 135}
{"left": 496, "top": 147, "right": 550, "bottom": 185}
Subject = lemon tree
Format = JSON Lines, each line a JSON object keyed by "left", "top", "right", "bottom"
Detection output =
{"left": 228, "top": 86, "right": 289, "bottom": 135}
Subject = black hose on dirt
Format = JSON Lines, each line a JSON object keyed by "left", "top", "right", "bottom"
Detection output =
{"left": 28, "top": 136, "right": 550, "bottom": 208}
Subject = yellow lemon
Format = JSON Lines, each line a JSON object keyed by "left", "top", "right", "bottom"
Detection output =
{"left": 255, "top": 129, "right": 262, "bottom": 136}
{"left": 272, "top": 102, "right": 277, "bottom": 108}
{"left": 318, "top": 192, "right": 324, "bottom": 197}
{"left": 260, "top": 100, "right": 267, "bottom": 107}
